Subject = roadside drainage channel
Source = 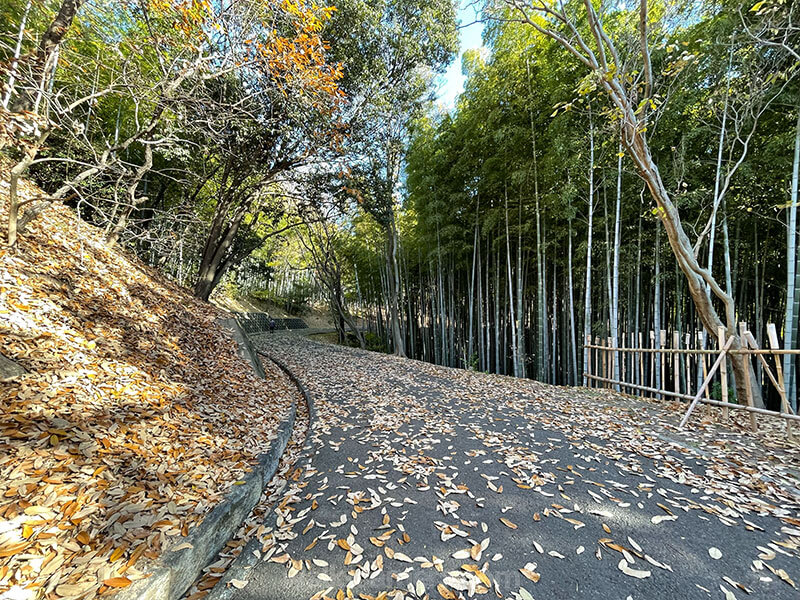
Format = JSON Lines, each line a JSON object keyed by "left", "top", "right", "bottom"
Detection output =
{"left": 116, "top": 320, "right": 301, "bottom": 600}
{"left": 202, "top": 346, "right": 318, "bottom": 600}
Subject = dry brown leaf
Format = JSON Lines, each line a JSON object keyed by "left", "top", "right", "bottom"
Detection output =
{"left": 103, "top": 577, "right": 132, "bottom": 588}
{"left": 500, "top": 518, "right": 517, "bottom": 529}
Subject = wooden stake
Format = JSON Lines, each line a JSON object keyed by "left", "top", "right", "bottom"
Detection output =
{"left": 595, "top": 336, "right": 600, "bottom": 388}
{"left": 649, "top": 330, "right": 655, "bottom": 394}
{"left": 673, "top": 330, "right": 680, "bottom": 396}
{"left": 767, "top": 323, "right": 794, "bottom": 439}
{"left": 701, "top": 350, "right": 711, "bottom": 417}
{"left": 679, "top": 335, "right": 735, "bottom": 429}
{"left": 638, "top": 332, "right": 644, "bottom": 396}
{"left": 585, "top": 334, "right": 592, "bottom": 388}
{"left": 745, "top": 331, "right": 786, "bottom": 402}
{"left": 718, "top": 326, "right": 729, "bottom": 423}
{"left": 739, "top": 322, "right": 758, "bottom": 432}
{"left": 684, "top": 332, "right": 691, "bottom": 397}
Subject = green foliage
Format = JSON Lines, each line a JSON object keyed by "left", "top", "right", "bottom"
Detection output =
{"left": 251, "top": 281, "right": 315, "bottom": 316}
{"left": 711, "top": 381, "right": 738, "bottom": 403}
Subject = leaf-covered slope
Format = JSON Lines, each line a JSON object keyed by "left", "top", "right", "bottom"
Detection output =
{"left": 0, "top": 175, "right": 295, "bottom": 598}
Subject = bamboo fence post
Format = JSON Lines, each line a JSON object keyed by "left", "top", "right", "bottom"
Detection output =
{"left": 649, "top": 330, "right": 655, "bottom": 394}
{"left": 595, "top": 336, "right": 600, "bottom": 388}
{"left": 767, "top": 323, "right": 794, "bottom": 439}
{"left": 696, "top": 331, "right": 703, "bottom": 399}
{"left": 744, "top": 331, "right": 787, "bottom": 399}
{"left": 718, "top": 326, "right": 729, "bottom": 422}
{"left": 660, "top": 329, "right": 666, "bottom": 400}
{"left": 638, "top": 332, "right": 644, "bottom": 395}
{"left": 673, "top": 330, "right": 680, "bottom": 396}
{"left": 739, "top": 322, "right": 758, "bottom": 432}
{"left": 622, "top": 332, "right": 628, "bottom": 384}
{"left": 586, "top": 334, "right": 592, "bottom": 388}
{"left": 684, "top": 332, "right": 691, "bottom": 396}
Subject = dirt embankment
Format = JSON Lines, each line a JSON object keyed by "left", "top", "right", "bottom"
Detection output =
{"left": 0, "top": 176, "right": 294, "bottom": 599}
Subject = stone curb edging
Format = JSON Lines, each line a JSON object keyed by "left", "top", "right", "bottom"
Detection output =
{"left": 202, "top": 345, "right": 317, "bottom": 600}
{"left": 115, "top": 321, "right": 298, "bottom": 600}
{"left": 219, "top": 318, "right": 266, "bottom": 379}
{"left": 256, "top": 348, "right": 317, "bottom": 427}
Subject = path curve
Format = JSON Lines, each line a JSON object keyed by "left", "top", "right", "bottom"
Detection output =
{"left": 216, "top": 334, "right": 800, "bottom": 600}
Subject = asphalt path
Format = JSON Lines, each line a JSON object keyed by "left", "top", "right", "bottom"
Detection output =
{"left": 211, "top": 334, "right": 800, "bottom": 600}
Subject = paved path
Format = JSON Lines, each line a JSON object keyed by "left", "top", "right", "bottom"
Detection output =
{"left": 215, "top": 335, "right": 800, "bottom": 600}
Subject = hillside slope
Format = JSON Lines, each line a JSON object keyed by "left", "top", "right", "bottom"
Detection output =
{"left": 211, "top": 293, "right": 334, "bottom": 329}
{"left": 0, "top": 176, "right": 294, "bottom": 598}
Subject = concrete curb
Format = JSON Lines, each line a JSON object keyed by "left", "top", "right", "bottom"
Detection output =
{"left": 219, "top": 318, "right": 266, "bottom": 379}
{"left": 203, "top": 346, "right": 317, "bottom": 600}
{"left": 0, "top": 352, "right": 26, "bottom": 381}
{"left": 116, "top": 321, "right": 298, "bottom": 600}
{"left": 257, "top": 349, "right": 317, "bottom": 427}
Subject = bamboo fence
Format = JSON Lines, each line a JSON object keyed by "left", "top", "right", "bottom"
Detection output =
{"left": 584, "top": 322, "right": 798, "bottom": 437}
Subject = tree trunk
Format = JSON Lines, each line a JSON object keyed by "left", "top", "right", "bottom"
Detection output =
{"left": 194, "top": 190, "right": 248, "bottom": 301}
{"left": 106, "top": 143, "right": 154, "bottom": 246}
{"left": 2, "top": 0, "right": 33, "bottom": 109}
{"left": 7, "top": 131, "right": 48, "bottom": 245}
{"left": 386, "top": 221, "right": 406, "bottom": 357}
{"left": 611, "top": 81, "right": 761, "bottom": 407}
{"left": 487, "top": 2, "right": 765, "bottom": 404}
{"left": 13, "top": 0, "right": 84, "bottom": 113}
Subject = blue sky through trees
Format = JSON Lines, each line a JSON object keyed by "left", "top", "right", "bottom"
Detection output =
{"left": 436, "top": 2, "right": 484, "bottom": 109}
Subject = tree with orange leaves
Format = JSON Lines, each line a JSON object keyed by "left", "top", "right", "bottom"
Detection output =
{"left": 1, "top": 0, "right": 344, "bottom": 254}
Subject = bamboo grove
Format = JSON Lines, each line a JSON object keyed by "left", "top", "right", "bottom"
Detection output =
{"left": 275, "top": 0, "right": 800, "bottom": 413}
{"left": 3, "top": 1, "right": 799, "bottom": 411}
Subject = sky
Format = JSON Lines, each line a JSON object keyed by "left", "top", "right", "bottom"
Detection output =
{"left": 435, "top": 3, "right": 485, "bottom": 110}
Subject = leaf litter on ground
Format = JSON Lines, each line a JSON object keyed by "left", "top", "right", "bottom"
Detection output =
{"left": 0, "top": 176, "right": 295, "bottom": 599}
